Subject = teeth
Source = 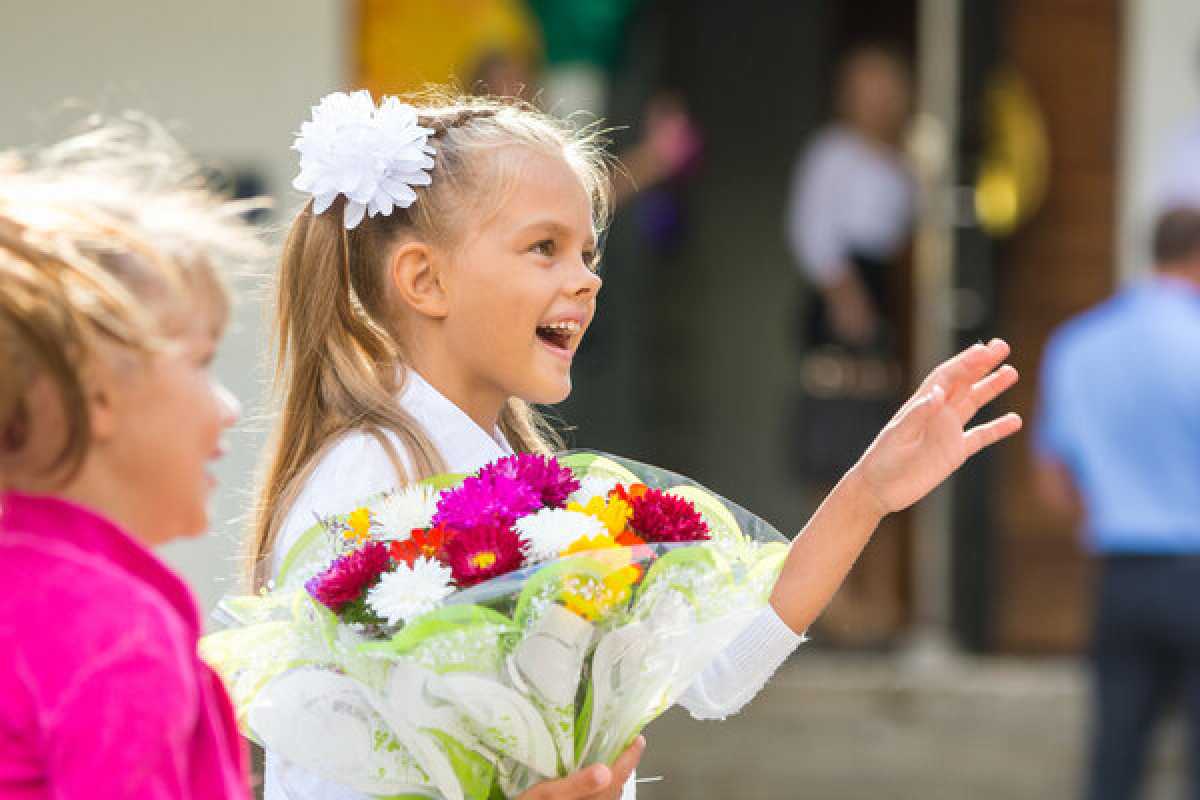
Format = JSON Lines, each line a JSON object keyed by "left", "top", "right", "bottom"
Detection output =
{"left": 539, "top": 321, "right": 580, "bottom": 333}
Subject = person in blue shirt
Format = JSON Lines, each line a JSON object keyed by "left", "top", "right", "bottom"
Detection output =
{"left": 1036, "top": 207, "right": 1200, "bottom": 800}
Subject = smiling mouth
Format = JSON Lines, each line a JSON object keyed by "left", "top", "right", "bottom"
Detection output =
{"left": 536, "top": 321, "right": 580, "bottom": 352}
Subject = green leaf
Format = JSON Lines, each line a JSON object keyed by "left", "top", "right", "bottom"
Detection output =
{"left": 635, "top": 546, "right": 732, "bottom": 622}
{"left": 560, "top": 454, "right": 639, "bottom": 485}
{"left": 359, "top": 605, "right": 516, "bottom": 675}
{"left": 557, "top": 452, "right": 600, "bottom": 473}
{"left": 276, "top": 521, "right": 326, "bottom": 587}
{"left": 574, "top": 679, "right": 595, "bottom": 768}
{"left": 424, "top": 729, "right": 496, "bottom": 800}
{"left": 420, "top": 472, "right": 470, "bottom": 492}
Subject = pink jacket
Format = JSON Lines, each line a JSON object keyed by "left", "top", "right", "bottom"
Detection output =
{"left": 0, "top": 492, "right": 250, "bottom": 799}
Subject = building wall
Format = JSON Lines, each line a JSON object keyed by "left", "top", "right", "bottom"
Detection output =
{"left": 993, "top": 0, "right": 1121, "bottom": 652}
{"left": 0, "top": 1, "right": 346, "bottom": 616}
{"left": 1118, "top": 0, "right": 1200, "bottom": 280}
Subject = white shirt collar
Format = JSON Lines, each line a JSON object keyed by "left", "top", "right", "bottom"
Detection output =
{"left": 397, "top": 369, "right": 514, "bottom": 474}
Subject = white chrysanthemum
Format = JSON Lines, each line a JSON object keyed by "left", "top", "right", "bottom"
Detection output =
{"left": 292, "top": 90, "right": 435, "bottom": 229}
{"left": 366, "top": 557, "right": 453, "bottom": 626}
{"left": 516, "top": 509, "right": 608, "bottom": 564}
{"left": 370, "top": 485, "right": 440, "bottom": 541}
{"left": 568, "top": 475, "right": 620, "bottom": 506}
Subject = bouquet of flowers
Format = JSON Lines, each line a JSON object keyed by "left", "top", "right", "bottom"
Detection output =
{"left": 201, "top": 451, "right": 790, "bottom": 799}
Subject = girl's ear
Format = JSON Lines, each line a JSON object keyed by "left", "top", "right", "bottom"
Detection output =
{"left": 389, "top": 240, "right": 449, "bottom": 320}
{"left": 86, "top": 361, "right": 120, "bottom": 443}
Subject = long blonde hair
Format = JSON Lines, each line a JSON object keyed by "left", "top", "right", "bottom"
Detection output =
{"left": 0, "top": 117, "right": 263, "bottom": 485}
{"left": 250, "top": 91, "right": 612, "bottom": 589}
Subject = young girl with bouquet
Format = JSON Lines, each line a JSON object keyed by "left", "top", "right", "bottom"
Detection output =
{"left": 250, "top": 89, "right": 1021, "bottom": 800}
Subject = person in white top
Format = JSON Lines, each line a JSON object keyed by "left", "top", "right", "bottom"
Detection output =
{"left": 248, "top": 89, "right": 1023, "bottom": 800}
{"left": 785, "top": 44, "right": 915, "bottom": 348}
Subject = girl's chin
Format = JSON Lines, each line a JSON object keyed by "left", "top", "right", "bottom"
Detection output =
{"left": 524, "top": 375, "right": 573, "bottom": 405}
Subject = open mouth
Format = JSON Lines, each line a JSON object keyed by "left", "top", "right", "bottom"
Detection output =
{"left": 536, "top": 320, "right": 580, "bottom": 352}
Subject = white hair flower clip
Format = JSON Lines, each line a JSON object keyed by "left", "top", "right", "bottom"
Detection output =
{"left": 292, "top": 90, "right": 436, "bottom": 229}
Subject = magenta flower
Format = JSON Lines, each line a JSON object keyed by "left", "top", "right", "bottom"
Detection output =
{"left": 443, "top": 524, "right": 527, "bottom": 588}
{"left": 629, "top": 489, "right": 711, "bottom": 544}
{"left": 305, "top": 541, "right": 391, "bottom": 611}
{"left": 432, "top": 473, "right": 541, "bottom": 532}
{"left": 478, "top": 454, "right": 581, "bottom": 509}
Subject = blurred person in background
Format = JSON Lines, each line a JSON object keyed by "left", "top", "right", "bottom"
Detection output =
{"left": 470, "top": 48, "right": 702, "bottom": 210}
{"left": 786, "top": 43, "right": 915, "bottom": 351}
{"left": 0, "top": 120, "right": 259, "bottom": 799}
{"left": 1035, "top": 208, "right": 1200, "bottom": 800}
{"left": 783, "top": 43, "right": 916, "bottom": 645}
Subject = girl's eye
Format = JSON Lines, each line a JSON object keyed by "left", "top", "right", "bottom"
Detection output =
{"left": 583, "top": 252, "right": 601, "bottom": 273}
{"left": 530, "top": 239, "right": 555, "bottom": 257}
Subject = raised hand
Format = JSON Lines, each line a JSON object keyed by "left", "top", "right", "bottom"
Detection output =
{"left": 517, "top": 737, "right": 646, "bottom": 800}
{"left": 854, "top": 338, "right": 1023, "bottom": 516}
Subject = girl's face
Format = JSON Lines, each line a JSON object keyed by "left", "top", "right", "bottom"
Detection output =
{"left": 441, "top": 148, "right": 602, "bottom": 413}
{"left": 100, "top": 304, "right": 240, "bottom": 546}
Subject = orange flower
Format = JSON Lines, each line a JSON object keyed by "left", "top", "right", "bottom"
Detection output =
{"left": 610, "top": 483, "right": 649, "bottom": 504}
{"left": 615, "top": 529, "right": 646, "bottom": 548}
{"left": 390, "top": 526, "right": 450, "bottom": 566}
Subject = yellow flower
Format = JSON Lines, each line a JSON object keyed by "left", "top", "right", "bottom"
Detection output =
{"left": 561, "top": 532, "right": 618, "bottom": 558}
{"left": 566, "top": 496, "right": 632, "bottom": 537}
{"left": 563, "top": 565, "right": 641, "bottom": 622}
{"left": 470, "top": 551, "right": 498, "bottom": 571}
{"left": 344, "top": 507, "right": 373, "bottom": 543}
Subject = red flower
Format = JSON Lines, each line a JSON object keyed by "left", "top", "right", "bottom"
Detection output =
{"left": 628, "top": 489, "right": 710, "bottom": 544}
{"left": 390, "top": 526, "right": 451, "bottom": 566}
{"left": 443, "top": 524, "right": 526, "bottom": 588}
{"left": 305, "top": 541, "right": 391, "bottom": 611}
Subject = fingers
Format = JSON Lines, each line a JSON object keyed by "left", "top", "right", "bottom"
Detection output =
{"left": 519, "top": 765, "right": 612, "bottom": 799}
{"left": 606, "top": 736, "right": 647, "bottom": 794}
{"left": 924, "top": 339, "right": 1011, "bottom": 401}
{"left": 516, "top": 737, "right": 646, "bottom": 800}
{"left": 954, "top": 364, "right": 1019, "bottom": 423}
{"left": 898, "top": 383, "right": 946, "bottom": 432}
{"left": 964, "top": 412, "right": 1023, "bottom": 457}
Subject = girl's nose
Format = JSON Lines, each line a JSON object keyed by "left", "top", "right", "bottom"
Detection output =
{"left": 575, "top": 261, "right": 603, "bottom": 297}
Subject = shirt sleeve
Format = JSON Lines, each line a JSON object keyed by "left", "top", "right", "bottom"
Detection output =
{"left": 785, "top": 138, "right": 851, "bottom": 288}
{"left": 44, "top": 612, "right": 197, "bottom": 799}
{"left": 676, "top": 604, "right": 805, "bottom": 720}
{"left": 274, "top": 432, "right": 415, "bottom": 577}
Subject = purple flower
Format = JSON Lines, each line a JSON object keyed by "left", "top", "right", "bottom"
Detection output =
{"left": 305, "top": 541, "right": 391, "bottom": 611}
{"left": 478, "top": 454, "right": 581, "bottom": 509}
{"left": 432, "top": 473, "right": 542, "bottom": 532}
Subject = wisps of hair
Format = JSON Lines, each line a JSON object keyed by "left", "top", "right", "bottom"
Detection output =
{"left": 0, "top": 114, "right": 266, "bottom": 485}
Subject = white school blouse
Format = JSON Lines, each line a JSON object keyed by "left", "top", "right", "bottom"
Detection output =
{"left": 264, "top": 370, "right": 804, "bottom": 800}
{"left": 785, "top": 125, "right": 915, "bottom": 287}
